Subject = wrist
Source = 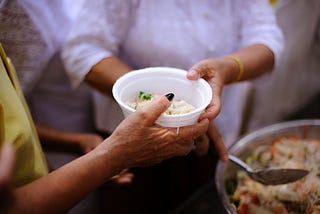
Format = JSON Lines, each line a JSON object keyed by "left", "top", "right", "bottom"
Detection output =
{"left": 224, "top": 55, "right": 244, "bottom": 82}
{"left": 87, "top": 139, "right": 126, "bottom": 180}
{"left": 95, "top": 136, "right": 130, "bottom": 170}
{"left": 212, "top": 57, "right": 238, "bottom": 84}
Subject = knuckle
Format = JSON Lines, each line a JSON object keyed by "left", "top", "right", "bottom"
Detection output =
{"left": 158, "top": 99, "right": 168, "bottom": 108}
{"left": 163, "top": 131, "right": 177, "bottom": 142}
{"left": 139, "top": 109, "right": 148, "bottom": 118}
{"left": 138, "top": 109, "right": 149, "bottom": 121}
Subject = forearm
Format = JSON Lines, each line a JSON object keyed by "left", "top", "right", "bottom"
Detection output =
{"left": 218, "top": 43, "right": 275, "bottom": 84}
{"left": 36, "top": 123, "right": 85, "bottom": 152}
{"left": 5, "top": 95, "right": 209, "bottom": 213}
{"left": 85, "top": 56, "right": 131, "bottom": 95}
{"left": 188, "top": 43, "right": 275, "bottom": 121}
{"left": 8, "top": 140, "right": 123, "bottom": 214}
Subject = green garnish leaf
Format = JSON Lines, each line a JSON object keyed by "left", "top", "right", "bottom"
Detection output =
{"left": 138, "top": 91, "right": 153, "bottom": 100}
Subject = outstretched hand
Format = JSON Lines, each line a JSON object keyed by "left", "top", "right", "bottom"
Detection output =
{"left": 106, "top": 94, "right": 210, "bottom": 168}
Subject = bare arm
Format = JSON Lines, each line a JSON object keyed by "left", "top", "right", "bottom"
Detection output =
{"left": 10, "top": 146, "right": 119, "bottom": 214}
{"left": 188, "top": 43, "right": 275, "bottom": 120}
{"left": 219, "top": 44, "right": 274, "bottom": 83}
{"left": 85, "top": 56, "right": 131, "bottom": 95}
{"left": 7, "top": 95, "right": 209, "bottom": 214}
{"left": 36, "top": 123, "right": 103, "bottom": 154}
{"left": 187, "top": 44, "right": 274, "bottom": 161}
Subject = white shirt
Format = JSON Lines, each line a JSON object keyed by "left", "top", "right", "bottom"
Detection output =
{"left": 62, "top": 0, "right": 283, "bottom": 144}
{"left": 0, "top": 0, "right": 94, "bottom": 133}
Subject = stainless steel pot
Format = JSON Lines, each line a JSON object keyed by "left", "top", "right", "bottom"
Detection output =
{"left": 214, "top": 119, "right": 320, "bottom": 214}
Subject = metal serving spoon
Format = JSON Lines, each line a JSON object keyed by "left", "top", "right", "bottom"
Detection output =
{"left": 229, "top": 154, "right": 309, "bottom": 185}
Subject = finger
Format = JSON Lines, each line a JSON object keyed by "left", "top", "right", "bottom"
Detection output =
{"left": 207, "top": 123, "right": 229, "bottom": 162}
{"left": 199, "top": 95, "right": 221, "bottom": 121}
{"left": 199, "top": 80, "right": 222, "bottom": 121}
{"left": 0, "top": 144, "right": 15, "bottom": 187}
{"left": 137, "top": 94, "right": 173, "bottom": 126}
{"left": 116, "top": 176, "right": 133, "bottom": 185}
{"left": 112, "top": 172, "right": 134, "bottom": 185}
{"left": 180, "top": 139, "right": 195, "bottom": 156}
{"left": 187, "top": 60, "right": 212, "bottom": 80}
{"left": 175, "top": 118, "right": 209, "bottom": 142}
{"left": 168, "top": 139, "right": 194, "bottom": 157}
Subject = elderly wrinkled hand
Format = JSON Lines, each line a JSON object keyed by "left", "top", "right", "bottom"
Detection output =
{"left": 105, "top": 94, "right": 210, "bottom": 168}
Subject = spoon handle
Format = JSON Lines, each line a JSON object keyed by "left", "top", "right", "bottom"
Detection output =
{"left": 229, "top": 154, "right": 253, "bottom": 173}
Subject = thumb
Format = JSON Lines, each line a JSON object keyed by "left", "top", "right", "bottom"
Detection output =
{"left": 138, "top": 93, "right": 174, "bottom": 126}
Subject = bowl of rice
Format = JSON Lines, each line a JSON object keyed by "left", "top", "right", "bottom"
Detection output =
{"left": 112, "top": 67, "right": 212, "bottom": 127}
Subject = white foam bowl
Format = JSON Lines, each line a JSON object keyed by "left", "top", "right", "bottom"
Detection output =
{"left": 112, "top": 67, "right": 212, "bottom": 127}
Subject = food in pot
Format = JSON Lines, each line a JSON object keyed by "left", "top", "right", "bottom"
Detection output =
{"left": 228, "top": 137, "right": 320, "bottom": 214}
{"left": 126, "top": 91, "right": 195, "bottom": 115}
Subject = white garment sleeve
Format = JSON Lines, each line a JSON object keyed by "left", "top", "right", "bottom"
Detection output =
{"left": 238, "top": 0, "right": 284, "bottom": 69}
{"left": 62, "top": 0, "right": 133, "bottom": 89}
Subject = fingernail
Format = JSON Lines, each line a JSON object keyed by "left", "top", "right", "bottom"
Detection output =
{"left": 165, "top": 93, "right": 174, "bottom": 101}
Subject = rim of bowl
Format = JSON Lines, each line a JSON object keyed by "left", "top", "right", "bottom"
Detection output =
{"left": 112, "top": 67, "right": 212, "bottom": 118}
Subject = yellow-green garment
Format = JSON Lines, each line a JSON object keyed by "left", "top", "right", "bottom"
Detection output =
{"left": 0, "top": 44, "right": 48, "bottom": 187}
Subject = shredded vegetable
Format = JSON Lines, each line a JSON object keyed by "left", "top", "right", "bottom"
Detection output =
{"left": 229, "top": 137, "right": 320, "bottom": 214}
